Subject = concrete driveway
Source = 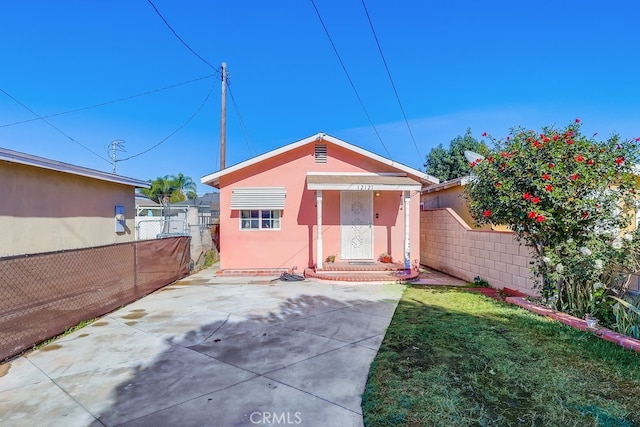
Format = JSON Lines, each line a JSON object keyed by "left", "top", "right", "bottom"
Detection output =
{"left": 0, "top": 266, "right": 405, "bottom": 426}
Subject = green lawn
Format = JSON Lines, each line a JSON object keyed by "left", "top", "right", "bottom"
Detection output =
{"left": 362, "top": 286, "right": 640, "bottom": 426}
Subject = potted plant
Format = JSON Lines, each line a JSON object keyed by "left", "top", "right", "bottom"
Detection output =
{"left": 378, "top": 253, "right": 392, "bottom": 263}
{"left": 326, "top": 255, "right": 336, "bottom": 263}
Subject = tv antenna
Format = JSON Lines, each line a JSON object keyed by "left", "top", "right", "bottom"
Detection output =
{"left": 107, "top": 140, "right": 126, "bottom": 173}
{"left": 464, "top": 150, "right": 485, "bottom": 164}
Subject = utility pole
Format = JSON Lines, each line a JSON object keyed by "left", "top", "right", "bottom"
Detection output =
{"left": 220, "top": 62, "right": 227, "bottom": 170}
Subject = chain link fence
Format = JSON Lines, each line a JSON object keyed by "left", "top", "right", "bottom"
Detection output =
{"left": 135, "top": 218, "right": 188, "bottom": 240}
{"left": 0, "top": 236, "right": 190, "bottom": 362}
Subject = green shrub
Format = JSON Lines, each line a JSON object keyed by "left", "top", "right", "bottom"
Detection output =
{"left": 203, "top": 250, "right": 215, "bottom": 267}
{"left": 465, "top": 120, "right": 640, "bottom": 319}
{"left": 611, "top": 293, "right": 640, "bottom": 339}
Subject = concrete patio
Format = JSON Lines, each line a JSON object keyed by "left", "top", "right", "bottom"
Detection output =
{"left": 0, "top": 265, "right": 407, "bottom": 426}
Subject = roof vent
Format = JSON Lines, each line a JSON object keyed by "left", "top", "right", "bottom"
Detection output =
{"left": 315, "top": 144, "right": 327, "bottom": 164}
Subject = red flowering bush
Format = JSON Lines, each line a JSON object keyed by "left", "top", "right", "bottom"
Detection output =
{"left": 465, "top": 120, "right": 640, "bottom": 318}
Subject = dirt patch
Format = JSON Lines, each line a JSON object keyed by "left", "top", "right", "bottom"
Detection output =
{"left": 122, "top": 311, "right": 147, "bottom": 320}
{"left": 172, "top": 280, "right": 210, "bottom": 286}
{"left": 92, "top": 321, "right": 109, "bottom": 327}
{"left": 40, "top": 344, "right": 62, "bottom": 352}
{"left": 0, "top": 363, "right": 10, "bottom": 378}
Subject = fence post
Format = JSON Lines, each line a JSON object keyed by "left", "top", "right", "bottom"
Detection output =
{"left": 134, "top": 241, "right": 138, "bottom": 290}
{"left": 188, "top": 206, "right": 201, "bottom": 264}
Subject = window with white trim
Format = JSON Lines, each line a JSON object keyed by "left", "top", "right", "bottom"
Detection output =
{"left": 241, "top": 210, "right": 281, "bottom": 230}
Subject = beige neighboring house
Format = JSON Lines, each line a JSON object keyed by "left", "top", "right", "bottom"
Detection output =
{"left": 421, "top": 176, "right": 473, "bottom": 223}
{"left": 421, "top": 176, "right": 511, "bottom": 231}
{"left": 0, "top": 147, "right": 150, "bottom": 257}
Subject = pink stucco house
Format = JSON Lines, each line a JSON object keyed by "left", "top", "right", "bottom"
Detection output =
{"left": 201, "top": 133, "right": 438, "bottom": 277}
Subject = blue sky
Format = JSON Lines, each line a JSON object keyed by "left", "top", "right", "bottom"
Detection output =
{"left": 2, "top": 1, "right": 639, "bottom": 194}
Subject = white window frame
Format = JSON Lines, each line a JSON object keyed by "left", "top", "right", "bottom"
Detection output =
{"left": 240, "top": 209, "right": 281, "bottom": 231}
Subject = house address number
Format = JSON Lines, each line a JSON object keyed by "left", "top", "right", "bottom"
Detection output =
{"left": 356, "top": 184, "right": 373, "bottom": 190}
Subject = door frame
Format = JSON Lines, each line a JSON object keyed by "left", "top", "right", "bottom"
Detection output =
{"left": 340, "top": 191, "right": 374, "bottom": 260}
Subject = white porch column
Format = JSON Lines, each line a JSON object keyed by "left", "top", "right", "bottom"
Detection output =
{"left": 404, "top": 190, "right": 411, "bottom": 270}
{"left": 316, "top": 190, "right": 323, "bottom": 270}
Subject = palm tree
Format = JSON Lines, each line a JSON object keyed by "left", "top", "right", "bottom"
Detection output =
{"left": 139, "top": 175, "right": 176, "bottom": 206}
{"left": 169, "top": 173, "right": 197, "bottom": 203}
{"left": 139, "top": 173, "right": 197, "bottom": 205}
{"left": 138, "top": 173, "right": 197, "bottom": 233}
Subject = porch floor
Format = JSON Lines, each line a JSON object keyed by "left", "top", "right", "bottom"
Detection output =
{"left": 304, "top": 261, "right": 419, "bottom": 283}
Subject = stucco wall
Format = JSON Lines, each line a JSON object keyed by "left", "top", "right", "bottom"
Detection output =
{"left": 420, "top": 184, "right": 512, "bottom": 231}
{"left": 421, "top": 185, "right": 478, "bottom": 228}
{"left": 0, "top": 161, "right": 137, "bottom": 257}
{"left": 421, "top": 208, "right": 538, "bottom": 295}
{"left": 218, "top": 142, "right": 421, "bottom": 271}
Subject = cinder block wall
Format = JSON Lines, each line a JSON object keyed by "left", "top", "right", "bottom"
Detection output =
{"left": 420, "top": 208, "right": 538, "bottom": 296}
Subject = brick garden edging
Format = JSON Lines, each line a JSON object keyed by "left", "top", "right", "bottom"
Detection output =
{"left": 506, "top": 296, "right": 640, "bottom": 353}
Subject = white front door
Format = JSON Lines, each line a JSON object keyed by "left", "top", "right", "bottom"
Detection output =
{"left": 341, "top": 191, "right": 373, "bottom": 260}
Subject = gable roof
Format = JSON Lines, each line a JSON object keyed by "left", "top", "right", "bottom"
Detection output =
{"left": 135, "top": 196, "right": 161, "bottom": 206}
{"left": 0, "top": 146, "right": 150, "bottom": 188}
{"left": 172, "top": 192, "right": 220, "bottom": 208}
{"left": 201, "top": 133, "right": 439, "bottom": 187}
{"left": 421, "top": 176, "right": 470, "bottom": 193}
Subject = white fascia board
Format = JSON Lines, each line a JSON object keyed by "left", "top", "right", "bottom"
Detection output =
{"left": 201, "top": 134, "right": 322, "bottom": 186}
{"left": 320, "top": 134, "right": 439, "bottom": 184}
{"left": 201, "top": 132, "right": 440, "bottom": 187}
{"left": 307, "top": 183, "right": 421, "bottom": 191}
{"left": 200, "top": 175, "right": 220, "bottom": 187}
{"left": 421, "top": 176, "right": 469, "bottom": 193}
{"left": 0, "top": 146, "right": 150, "bottom": 188}
{"left": 306, "top": 172, "right": 407, "bottom": 177}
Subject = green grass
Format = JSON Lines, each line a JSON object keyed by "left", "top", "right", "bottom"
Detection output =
{"left": 31, "top": 317, "right": 98, "bottom": 352}
{"left": 362, "top": 286, "right": 640, "bottom": 427}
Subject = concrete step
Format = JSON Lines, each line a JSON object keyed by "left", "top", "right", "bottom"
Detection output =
{"left": 304, "top": 268, "right": 418, "bottom": 283}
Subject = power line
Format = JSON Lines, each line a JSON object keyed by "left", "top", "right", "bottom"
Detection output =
{"left": 228, "top": 84, "right": 257, "bottom": 157}
{"left": 117, "top": 79, "right": 216, "bottom": 162}
{"left": 309, "top": 0, "right": 391, "bottom": 158}
{"left": 0, "top": 74, "right": 216, "bottom": 128}
{"left": 0, "top": 88, "right": 111, "bottom": 164}
{"left": 361, "top": 0, "right": 422, "bottom": 161}
{"left": 146, "top": 0, "right": 219, "bottom": 72}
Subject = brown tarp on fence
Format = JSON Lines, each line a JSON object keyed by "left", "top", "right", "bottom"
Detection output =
{"left": 0, "top": 236, "right": 190, "bottom": 362}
